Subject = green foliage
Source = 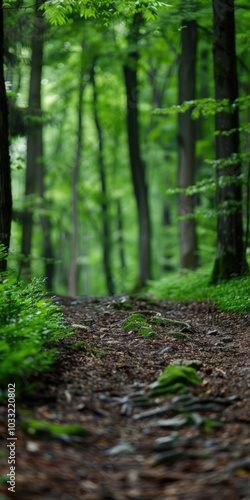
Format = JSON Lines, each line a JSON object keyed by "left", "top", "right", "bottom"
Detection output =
{"left": 154, "top": 95, "right": 250, "bottom": 118}
{"left": 6, "top": 0, "right": 250, "bottom": 296}
{"left": 149, "top": 365, "right": 202, "bottom": 398}
{"left": 166, "top": 174, "right": 245, "bottom": 197}
{"left": 0, "top": 266, "right": 69, "bottom": 398}
{"left": 41, "top": 0, "right": 170, "bottom": 26}
{"left": 147, "top": 267, "right": 250, "bottom": 313}
{"left": 0, "top": 244, "right": 8, "bottom": 262}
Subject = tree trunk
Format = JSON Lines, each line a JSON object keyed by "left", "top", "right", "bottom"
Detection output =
{"left": 68, "top": 46, "right": 85, "bottom": 297}
{"left": 90, "top": 60, "right": 115, "bottom": 296}
{"left": 33, "top": 17, "right": 54, "bottom": 291}
{"left": 116, "top": 199, "right": 126, "bottom": 275}
{"left": 177, "top": 20, "right": 198, "bottom": 270}
{"left": 123, "top": 13, "right": 151, "bottom": 289}
{"left": 211, "top": 0, "right": 247, "bottom": 282}
{"left": 111, "top": 136, "right": 127, "bottom": 280}
{"left": 39, "top": 205, "right": 54, "bottom": 291}
{"left": 19, "top": 0, "right": 44, "bottom": 280}
{"left": 0, "top": 1, "right": 12, "bottom": 270}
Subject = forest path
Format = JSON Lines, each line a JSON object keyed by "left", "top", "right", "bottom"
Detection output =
{"left": 1, "top": 295, "right": 250, "bottom": 499}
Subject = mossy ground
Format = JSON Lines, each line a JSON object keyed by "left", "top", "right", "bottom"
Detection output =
{"left": 147, "top": 267, "right": 250, "bottom": 313}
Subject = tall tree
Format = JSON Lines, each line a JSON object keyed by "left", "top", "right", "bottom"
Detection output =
{"left": 68, "top": 44, "right": 86, "bottom": 297}
{"left": 0, "top": 0, "right": 12, "bottom": 270}
{"left": 177, "top": 19, "right": 198, "bottom": 269}
{"left": 211, "top": 0, "right": 247, "bottom": 282}
{"left": 90, "top": 59, "right": 115, "bottom": 296}
{"left": 19, "top": 0, "right": 44, "bottom": 279}
{"left": 123, "top": 13, "right": 151, "bottom": 289}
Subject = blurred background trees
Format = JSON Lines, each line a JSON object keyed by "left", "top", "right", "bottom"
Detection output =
{"left": 0, "top": 0, "right": 12, "bottom": 270}
{"left": 2, "top": 0, "right": 249, "bottom": 294}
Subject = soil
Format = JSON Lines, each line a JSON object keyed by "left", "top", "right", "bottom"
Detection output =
{"left": 0, "top": 295, "right": 250, "bottom": 500}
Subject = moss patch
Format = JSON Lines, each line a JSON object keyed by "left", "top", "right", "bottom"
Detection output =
{"left": 149, "top": 365, "right": 202, "bottom": 398}
{"left": 122, "top": 313, "right": 156, "bottom": 338}
{"left": 21, "top": 419, "right": 87, "bottom": 439}
{"left": 122, "top": 312, "right": 193, "bottom": 340}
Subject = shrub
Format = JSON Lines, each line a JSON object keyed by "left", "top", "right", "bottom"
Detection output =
{"left": 0, "top": 248, "right": 69, "bottom": 398}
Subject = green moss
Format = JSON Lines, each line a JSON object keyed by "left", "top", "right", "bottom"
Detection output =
{"left": 158, "top": 365, "right": 201, "bottom": 387}
{"left": 122, "top": 313, "right": 155, "bottom": 338}
{"left": 151, "top": 317, "right": 192, "bottom": 330}
{"left": 123, "top": 313, "right": 150, "bottom": 332}
{"left": 21, "top": 419, "right": 87, "bottom": 438}
{"left": 163, "top": 331, "right": 192, "bottom": 341}
{"left": 122, "top": 312, "right": 193, "bottom": 339}
{"left": 149, "top": 365, "right": 202, "bottom": 398}
{"left": 138, "top": 326, "right": 156, "bottom": 338}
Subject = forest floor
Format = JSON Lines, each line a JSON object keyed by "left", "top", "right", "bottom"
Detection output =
{"left": 0, "top": 295, "right": 250, "bottom": 500}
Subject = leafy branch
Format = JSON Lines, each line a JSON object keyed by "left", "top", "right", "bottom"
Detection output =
{"left": 154, "top": 95, "right": 250, "bottom": 118}
{"left": 41, "top": 0, "right": 171, "bottom": 26}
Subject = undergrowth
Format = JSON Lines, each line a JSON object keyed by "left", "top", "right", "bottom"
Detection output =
{"left": 0, "top": 249, "right": 69, "bottom": 399}
{"left": 147, "top": 267, "right": 250, "bottom": 313}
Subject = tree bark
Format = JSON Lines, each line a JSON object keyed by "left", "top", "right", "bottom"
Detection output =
{"left": 211, "top": 0, "right": 247, "bottom": 282}
{"left": 0, "top": 0, "right": 12, "bottom": 270}
{"left": 177, "top": 20, "right": 198, "bottom": 270}
{"left": 123, "top": 13, "right": 151, "bottom": 289}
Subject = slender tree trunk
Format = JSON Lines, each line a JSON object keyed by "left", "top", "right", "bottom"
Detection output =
{"left": 111, "top": 136, "right": 127, "bottom": 278}
{"left": 116, "top": 200, "right": 126, "bottom": 274}
{"left": 244, "top": 106, "right": 250, "bottom": 258}
{"left": 90, "top": 61, "right": 115, "bottom": 296}
{"left": 39, "top": 204, "right": 54, "bottom": 290}
{"left": 177, "top": 20, "right": 198, "bottom": 270}
{"left": 123, "top": 13, "right": 151, "bottom": 289}
{"left": 32, "top": 17, "right": 54, "bottom": 290}
{"left": 19, "top": 0, "right": 44, "bottom": 279}
{"left": 82, "top": 232, "right": 91, "bottom": 296}
{"left": 68, "top": 46, "right": 85, "bottom": 297}
{"left": 0, "top": 1, "right": 12, "bottom": 270}
{"left": 211, "top": 0, "right": 247, "bottom": 282}
{"left": 147, "top": 59, "right": 175, "bottom": 273}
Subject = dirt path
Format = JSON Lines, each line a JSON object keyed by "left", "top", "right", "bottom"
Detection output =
{"left": 1, "top": 295, "right": 250, "bottom": 499}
